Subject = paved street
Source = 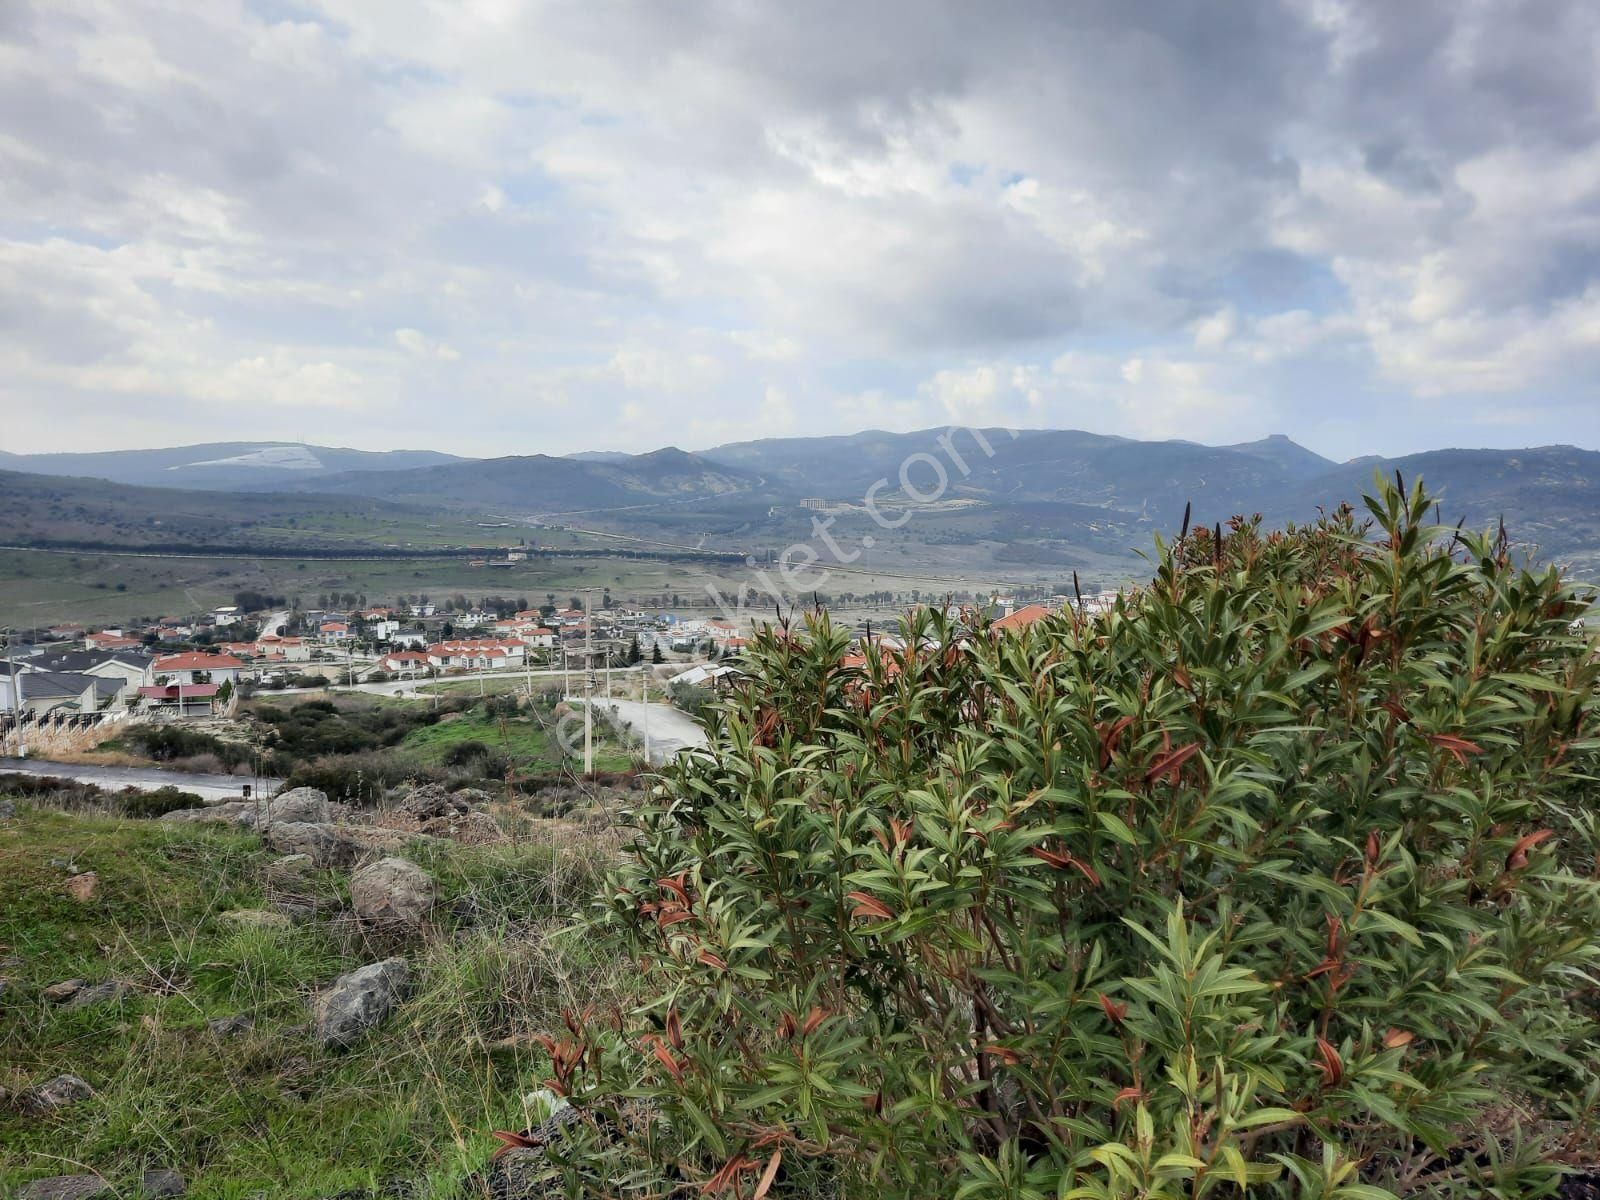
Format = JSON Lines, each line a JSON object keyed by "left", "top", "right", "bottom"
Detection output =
{"left": 577, "top": 698, "right": 709, "bottom": 766}
{"left": 0, "top": 757, "right": 278, "bottom": 802}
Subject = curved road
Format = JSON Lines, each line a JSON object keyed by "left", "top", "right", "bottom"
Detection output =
{"left": 0, "top": 757, "right": 278, "bottom": 802}
{"left": 579, "top": 698, "right": 709, "bottom": 766}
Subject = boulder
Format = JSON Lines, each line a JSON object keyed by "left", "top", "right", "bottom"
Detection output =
{"left": 263, "top": 822, "right": 361, "bottom": 868}
{"left": 0, "top": 797, "right": 15, "bottom": 819}
{"left": 161, "top": 787, "right": 329, "bottom": 831}
{"left": 350, "top": 858, "right": 436, "bottom": 930}
{"left": 264, "top": 787, "right": 331, "bottom": 825}
{"left": 67, "top": 980, "right": 133, "bottom": 1008}
{"left": 23, "top": 1073, "right": 94, "bottom": 1113}
{"left": 313, "top": 958, "right": 410, "bottom": 1047}
{"left": 395, "top": 782, "right": 460, "bottom": 820}
{"left": 16, "top": 1175, "right": 111, "bottom": 1200}
{"left": 140, "top": 1169, "right": 186, "bottom": 1197}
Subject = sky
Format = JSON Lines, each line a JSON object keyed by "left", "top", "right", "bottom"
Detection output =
{"left": 2, "top": 1, "right": 1599, "bottom": 462}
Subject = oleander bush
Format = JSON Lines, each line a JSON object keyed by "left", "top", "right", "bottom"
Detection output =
{"left": 547, "top": 477, "right": 1600, "bottom": 1198}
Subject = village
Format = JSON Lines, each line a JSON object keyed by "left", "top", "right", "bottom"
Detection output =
{"left": 0, "top": 588, "right": 1115, "bottom": 744}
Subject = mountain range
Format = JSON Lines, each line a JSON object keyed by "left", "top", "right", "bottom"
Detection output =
{"left": 2, "top": 432, "right": 1597, "bottom": 568}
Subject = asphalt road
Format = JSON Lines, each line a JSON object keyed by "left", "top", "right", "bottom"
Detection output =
{"left": 581, "top": 698, "right": 709, "bottom": 766}
{"left": 0, "top": 757, "right": 278, "bottom": 802}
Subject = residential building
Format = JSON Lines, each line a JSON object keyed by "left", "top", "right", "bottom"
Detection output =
{"left": 212, "top": 606, "right": 242, "bottom": 626}
{"left": 318, "top": 621, "right": 352, "bottom": 642}
{"left": 152, "top": 652, "right": 245, "bottom": 687}
{"left": 138, "top": 682, "right": 220, "bottom": 718}
{"left": 377, "top": 651, "right": 431, "bottom": 677}
{"left": 86, "top": 631, "right": 142, "bottom": 652}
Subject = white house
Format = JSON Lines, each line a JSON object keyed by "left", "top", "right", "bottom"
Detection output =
{"left": 152, "top": 652, "right": 245, "bottom": 687}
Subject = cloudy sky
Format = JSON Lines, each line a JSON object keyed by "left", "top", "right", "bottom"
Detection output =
{"left": 3, "top": 1, "right": 1599, "bottom": 461}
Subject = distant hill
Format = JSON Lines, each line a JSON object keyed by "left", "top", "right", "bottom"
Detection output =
{"left": 699, "top": 427, "right": 1321, "bottom": 520}
{"left": 0, "top": 468, "right": 452, "bottom": 551}
{"left": 277, "top": 447, "right": 764, "bottom": 514}
{"left": 1275, "top": 445, "right": 1600, "bottom": 562}
{"left": 0, "top": 443, "right": 467, "bottom": 490}
{"left": 1217, "top": 434, "right": 1337, "bottom": 477}
{"left": 6, "top": 431, "right": 1597, "bottom": 572}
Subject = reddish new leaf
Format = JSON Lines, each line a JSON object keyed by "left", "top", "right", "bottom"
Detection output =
{"left": 1506, "top": 828, "right": 1555, "bottom": 872}
{"left": 1144, "top": 741, "right": 1201, "bottom": 785}
{"left": 846, "top": 890, "right": 895, "bottom": 921}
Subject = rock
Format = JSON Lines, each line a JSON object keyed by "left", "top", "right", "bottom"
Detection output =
{"left": 206, "top": 1014, "right": 254, "bottom": 1037}
{"left": 349, "top": 858, "right": 436, "bottom": 930}
{"left": 16, "top": 1174, "right": 111, "bottom": 1200}
{"left": 264, "top": 822, "right": 361, "bottom": 868}
{"left": 63, "top": 872, "right": 98, "bottom": 902}
{"left": 0, "top": 797, "right": 15, "bottom": 819}
{"left": 140, "top": 1168, "right": 186, "bottom": 1197}
{"left": 42, "top": 979, "right": 86, "bottom": 1003}
{"left": 476, "top": 1104, "right": 585, "bottom": 1200}
{"left": 218, "top": 908, "right": 293, "bottom": 932}
{"left": 420, "top": 810, "right": 505, "bottom": 846}
{"left": 313, "top": 958, "right": 410, "bottom": 1047}
{"left": 161, "top": 787, "right": 329, "bottom": 831}
{"left": 269, "top": 898, "right": 321, "bottom": 923}
{"left": 395, "top": 782, "right": 460, "bottom": 820}
{"left": 67, "top": 980, "right": 133, "bottom": 1008}
{"left": 451, "top": 787, "right": 493, "bottom": 809}
{"left": 24, "top": 1073, "right": 94, "bottom": 1113}
{"left": 264, "top": 787, "right": 332, "bottom": 825}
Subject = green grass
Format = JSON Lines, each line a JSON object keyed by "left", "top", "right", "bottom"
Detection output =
{"left": 0, "top": 802, "right": 621, "bottom": 1198}
{"left": 398, "top": 710, "right": 635, "bottom": 773}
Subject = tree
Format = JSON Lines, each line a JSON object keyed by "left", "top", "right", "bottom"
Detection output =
{"left": 650, "top": 642, "right": 664, "bottom": 664}
{"left": 626, "top": 635, "right": 642, "bottom": 665}
{"left": 547, "top": 478, "right": 1600, "bottom": 1199}
{"left": 570, "top": 596, "right": 583, "bottom": 613}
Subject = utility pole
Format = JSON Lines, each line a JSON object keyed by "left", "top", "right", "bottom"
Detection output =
{"left": 640, "top": 663, "right": 650, "bottom": 767}
{"left": 583, "top": 589, "right": 596, "bottom": 777}
{"left": 4, "top": 628, "right": 21, "bottom": 758}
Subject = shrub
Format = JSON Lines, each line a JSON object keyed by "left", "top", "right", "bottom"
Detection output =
{"left": 552, "top": 479, "right": 1600, "bottom": 1199}
{"left": 119, "top": 785, "right": 204, "bottom": 818}
{"left": 281, "top": 750, "right": 438, "bottom": 806}
{"left": 124, "top": 725, "right": 255, "bottom": 771}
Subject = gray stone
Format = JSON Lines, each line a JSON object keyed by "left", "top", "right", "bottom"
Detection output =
{"left": 0, "top": 797, "right": 15, "bottom": 819}
{"left": 67, "top": 980, "right": 133, "bottom": 1008}
{"left": 395, "top": 782, "right": 459, "bottom": 820}
{"left": 16, "top": 1174, "right": 110, "bottom": 1200}
{"left": 42, "top": 979, "right": 85, "bottom": 1003}
{"left": 349, "top": 857, "right": 436, "bottom": 930}
{"left": 24, "top": 1073, "right": 94, "bottom": 1113}
{"left": 313, "top": 958, "right": 410, "bottom": 1047}
{"left": 263, "top": 787, "right": 332, "bottom": 825}
{"left": 140, "top": 1168, "right": 186, "bottom": 1198}
{"left": 263, "top": 822, "right": 361, "bottom": 868}
{"left": 161, "top": 787, "right": 329, "bottom": 831}
{"left": 206, "top": 1014, "right": 254, "bottom": 1037}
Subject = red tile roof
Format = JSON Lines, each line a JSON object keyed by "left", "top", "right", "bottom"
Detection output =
{"left": 993, "top": 604, "right": 1053, "bottom": 632}
{"left": 153, "top": 653, "right": 245, "bottom": 671}
{"left": 140, "top": 683, "right": 220, "bottom": 699}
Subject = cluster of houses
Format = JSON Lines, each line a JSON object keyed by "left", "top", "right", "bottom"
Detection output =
{"left": 1, "top": 645, "right": 249, "bottom": 724}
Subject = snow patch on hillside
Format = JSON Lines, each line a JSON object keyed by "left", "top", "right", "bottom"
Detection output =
{"left": 176, "top": 445, "right": 325, "bottom": 471}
